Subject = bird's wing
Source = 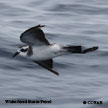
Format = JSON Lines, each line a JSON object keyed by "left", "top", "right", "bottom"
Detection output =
{"left": 33, "top": 59, "right": 59, "bottom": 76}
{"left": 37, "top": 59, "right": 53, "bottom": 68}
{"left": 20, "top": 25, "right": 50, "bottom": 46}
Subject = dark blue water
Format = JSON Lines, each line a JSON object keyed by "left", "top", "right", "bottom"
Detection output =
{"left": 0, "top": 0, "right": 108, "bottom": 108}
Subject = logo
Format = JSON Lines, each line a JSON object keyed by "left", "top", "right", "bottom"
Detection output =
{"left": 83, "top": 101, "right": 103, "bottom": 105}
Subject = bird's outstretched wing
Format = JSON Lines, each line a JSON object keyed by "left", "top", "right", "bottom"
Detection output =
{"left": 33, "top": 59, "right": 59, "bottom": 76}
{"left": 20, "top": 25, "right": 50, "bottom": 46}
{"left": 37, "top": 59, "right": 53, "bottom": 68}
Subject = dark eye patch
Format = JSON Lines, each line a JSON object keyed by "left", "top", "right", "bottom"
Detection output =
{"left": 21, "top": 48, "right": 28, "bottom": 52}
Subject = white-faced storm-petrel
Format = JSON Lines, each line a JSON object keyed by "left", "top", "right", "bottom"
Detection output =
{"left": 13, "top": 24, "right": 98, "bottom": 76}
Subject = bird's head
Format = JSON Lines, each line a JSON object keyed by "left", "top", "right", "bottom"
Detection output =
{"left": 13, "top": 45, "right": 29, "bottom": 58}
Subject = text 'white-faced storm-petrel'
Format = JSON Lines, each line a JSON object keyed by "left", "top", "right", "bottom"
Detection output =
{"left": 13, "top": 24, "right": 98, "bottom": 75}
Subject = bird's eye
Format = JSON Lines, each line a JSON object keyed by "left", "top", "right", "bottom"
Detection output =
{"left": 21, "top": 49, "right": 28, "bottom": 52}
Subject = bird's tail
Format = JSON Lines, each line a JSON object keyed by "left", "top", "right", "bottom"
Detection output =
{"left": 62, "top": 46, "right": 98, "bottom": 54}
{"left": 82, "top": 46, "right": 98, "bottom": 54}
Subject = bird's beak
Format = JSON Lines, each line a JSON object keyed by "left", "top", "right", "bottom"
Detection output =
{"left": 13, "top": 52, "right": 19, "bottom": 58}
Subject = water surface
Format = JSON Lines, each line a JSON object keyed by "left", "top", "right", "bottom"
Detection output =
{"left": 0, "top": 0, "right": 108, "bottom": 108}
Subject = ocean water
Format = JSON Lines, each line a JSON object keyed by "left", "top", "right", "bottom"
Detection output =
{"left": 0, "top": 0, "right": 108, "bottom": 108}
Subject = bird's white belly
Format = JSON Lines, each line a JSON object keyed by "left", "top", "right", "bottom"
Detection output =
{"left": 30, "top": 44, "right": 62, "bottom": 61}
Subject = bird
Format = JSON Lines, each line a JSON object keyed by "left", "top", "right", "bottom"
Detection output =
{"left": 13, "top": 24, "right": 98, "bottom": 76}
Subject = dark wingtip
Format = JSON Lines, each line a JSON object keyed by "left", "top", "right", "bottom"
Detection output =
{"left": 54, "top": 72, "right": 59, "bottom": 76}
{"left": 36, "top": 24, "right": 45, "bottom": 29}
{"left": 49, "top": 69, "right": 59, "bottom": 76}
{"left": 34, "top": 61, "right": 59, "bottom": 76}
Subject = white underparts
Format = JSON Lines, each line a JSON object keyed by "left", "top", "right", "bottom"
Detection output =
{"left": 30, "top": 44, "right": 64, "bottom": 61}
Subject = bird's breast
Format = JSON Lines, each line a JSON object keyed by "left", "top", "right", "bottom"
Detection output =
{"left": 30, "top": 44, "right": 62, "bottom": 61}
